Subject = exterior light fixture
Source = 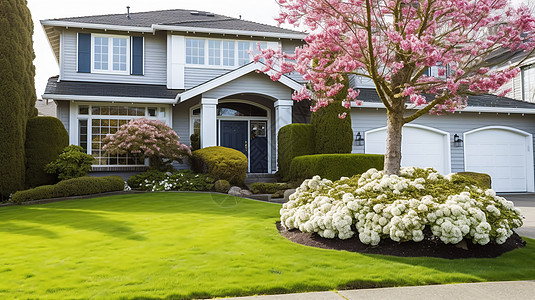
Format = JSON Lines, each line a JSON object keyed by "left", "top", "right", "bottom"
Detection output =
{"left": 453, "top": 134, "right": 463, "bottom": 147}
{"left": 356, "top": 132, "right": 364, "bottom": 146}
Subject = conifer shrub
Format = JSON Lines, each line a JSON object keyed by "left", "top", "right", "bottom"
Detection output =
{"left": 191, "top": 146, "right": 247, "bottom": 186}
{"left": 277, "top": 124, "right": 315, "bottom": 180}
{"left": 288, "top": 154, "right": 384, "bottom": 181}
{"left": 214, "top": 179, "right": 231, "bottom": 193}
{"left": 310, "top": 75, "right": 353, "bottom": 154}
{"left": 25, "top": 117, "right": 69, "bottom": 187}
{"left": 11, "top": 176, "right": 124, "bottom": 204}
{"left": 0, "top": 0, "right": 37, "bottom": 199}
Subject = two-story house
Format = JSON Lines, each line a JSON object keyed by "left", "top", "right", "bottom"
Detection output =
{"left": 41, "top": 8, "right": 535, "bottom": 193}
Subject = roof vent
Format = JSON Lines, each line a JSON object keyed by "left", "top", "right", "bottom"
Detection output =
{"left": 190, "top": 11, "right": 199, "bottom": 15}
{"left": 126, "top": 6, "right": 131, "bottom": 20}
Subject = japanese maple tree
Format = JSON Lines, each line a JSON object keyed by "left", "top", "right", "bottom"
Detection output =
{"left": 102, "top": 118, "right": 191, "bottom": 170}
{"left": 258, "top": 0, "right": 535, "bottom": 175}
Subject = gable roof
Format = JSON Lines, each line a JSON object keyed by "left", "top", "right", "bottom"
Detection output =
{"left": 177, "top": 62, "right": 304, "bottom": 103}
{"left": 41, "top": 9, "right": 305, "bottom": 38}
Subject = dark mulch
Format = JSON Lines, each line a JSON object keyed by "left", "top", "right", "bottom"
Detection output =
{"left": 277, "top": 222, "right": 526, "bottom": 259}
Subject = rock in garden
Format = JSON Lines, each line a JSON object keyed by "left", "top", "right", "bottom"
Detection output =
{"left": 228, "top": 186, "right": 242, "bottom": 196}
{"left": 284, "top": 189, "right": 296, "bottom": 202}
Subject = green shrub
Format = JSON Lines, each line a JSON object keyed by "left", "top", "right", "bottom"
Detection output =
{"left": 288, "top": 154, "right": 384, "bottom": 181}
{"left": 277, "top": 124, "right": 315, "bottom": 180}
{"left": 11, "top": 176, "right": 124, "bottom": 204}
{"left": 191, "top": 146, "right": 247, "bottom": 186}
{"left": 190, "top": 133, "right": 200, "bottom": 151}
{"left": 128, "top": 169, "right": 214, "bottom": 191}
{"left": 249, "top": 182, "right": 292, "bottom": 194}
{"left": 453, "top": 172, "right": 492, "bottom": 189}
{"left": 25, "top": 117, "right": 69, "bottom": 188}
{"left": 310, "top": 75, "right": 353, "bottom": 154}
{"left": 45, "top": 145, "right": 94, "bottom": 180}
{"left": 214, "top": 179, "right": 231, "bottom": 193}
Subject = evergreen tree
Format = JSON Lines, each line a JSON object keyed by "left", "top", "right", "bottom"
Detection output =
{"left": 0, "top": 0, "right": 36, "bottom": 199}
{"left": 310, "top": 75, "right": 353, "bottom": 154}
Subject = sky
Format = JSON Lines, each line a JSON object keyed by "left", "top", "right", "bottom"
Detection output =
{"left": 27, "top": 0, "right": 286, "bottom": 98}
{"left": 27, "top": 0, "right": 529, "bottom": 98}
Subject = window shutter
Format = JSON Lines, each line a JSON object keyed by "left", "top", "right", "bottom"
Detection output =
{"left": 131, "top": 36, "right": 144, "bottom": 75}
{"left": 77, "top": 33, "right": 91, "bottom": 73}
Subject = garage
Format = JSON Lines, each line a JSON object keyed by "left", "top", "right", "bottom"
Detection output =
{"left": 464, "top": 126, "right": 534, "bottom": 192}
{"left": 365, "top": 124, "right": 451, "bottom": 174}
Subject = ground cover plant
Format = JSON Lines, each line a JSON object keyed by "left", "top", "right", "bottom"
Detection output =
{"left": 281, "top": 168, "right": 523, "bottom": 246}
{"left": 0, "top": 193, "right": 534, "bottom": 299}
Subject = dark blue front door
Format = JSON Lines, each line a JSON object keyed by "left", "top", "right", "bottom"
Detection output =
{"left": 220, "top": 121, "right": 248, "bottom": 157}
{"left": 250, "top": 121, "right": 268, "bottom": 173}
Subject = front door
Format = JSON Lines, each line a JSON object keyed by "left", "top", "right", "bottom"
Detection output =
{"left": 220, "top": 121, "right": 248, "bottom": 157}
{"left": 250, "top": 121, "right": 268, "bottom": 173}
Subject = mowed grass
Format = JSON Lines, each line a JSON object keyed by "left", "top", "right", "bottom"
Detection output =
{"left": 1, "top": 193, "right": 534, "bottom": 299}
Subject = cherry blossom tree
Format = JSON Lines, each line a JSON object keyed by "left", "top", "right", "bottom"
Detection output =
{"left": 258, "top": 0, "right": 535, "bottom": 175}
{"left": 102, "top": 118, "right": 191, "bottom": 170}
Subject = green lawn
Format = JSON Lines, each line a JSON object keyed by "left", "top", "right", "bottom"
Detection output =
{"left": 1, "top": 193, "right": 534, "bottom": 299}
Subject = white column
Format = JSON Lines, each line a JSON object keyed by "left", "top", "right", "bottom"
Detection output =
{"left": 201, "top": 98, "right": 218, "bottom": 148}
{"left": 274, "top": 100, "right": 293, "bottom": 171}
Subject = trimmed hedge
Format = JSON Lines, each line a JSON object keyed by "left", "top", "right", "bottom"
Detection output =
{"left": 25, "top": 117, "right": 69, "bottom": 188}
{"left": 310, "top": 75, "right": 353, "bottom": 154}
{"left": 191, "top": 146, "right": 247, "bottom": 186}
{"left": 214, "top": 179, "right": 231, "bottom": 193}
{"left": 453, "top": 172, "right": 492, "bottom": 190}
{"left": 288, "top": 154, "right": 385, "bottom": 181}
{"left": 11, "top": 176, "right": 124, "bottom": 204}
{"left": 277, "top": 124, "right": 315, "bottom": 180}
{"left": 249, "top": 182, "right": 292, "bottom": 194}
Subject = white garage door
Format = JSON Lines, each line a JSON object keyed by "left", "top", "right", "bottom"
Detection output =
{"left": 365, "top": 124, "right": 451, "bottom": 174}
{"left": 464, "top": 127, "right": 534, "bottom": 193}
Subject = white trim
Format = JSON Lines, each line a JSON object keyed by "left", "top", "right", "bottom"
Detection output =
{"left": 39, "top": 21, "right": 306, "bottom": 40}
{"left": 152, "top": 24, "right": 306, "bottom": 40}
{"left": 352, "top": 101, "right": 535, "bottom": 114}
{"left": 59, "top": 31, "right": 64, "bottom": 80}
{"left": 40, "top": 20, "right": 153, "bottom": 33}
{"left": 365, "top": 124, "right": 452, "bottom": 174}
{"left": 177, "top": 62, "right": 303, "bottom": 103}
{"left": 42, "top": 94, "right": 176, "bottom": 104}
{"left": 91, "top": 33, "right": 131, "bottom": 75}
{"left": 274, "top": 100, "right": 294, "bottom": 107}
{"left": 464, "top": 126, "right": 534, "bottom": 192}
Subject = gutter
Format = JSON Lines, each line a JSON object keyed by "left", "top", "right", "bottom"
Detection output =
{"left": 352, "top": 102, "right": 535, "bottom": 115}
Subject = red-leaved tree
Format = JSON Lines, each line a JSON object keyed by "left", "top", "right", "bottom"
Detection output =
{"left": 258, "top": 0, "right": 535, "bottom": 175}
{"left": 102, "top": 118, "right": 191, "bottom": 170}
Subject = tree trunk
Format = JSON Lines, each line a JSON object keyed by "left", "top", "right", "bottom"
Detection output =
{"left": 384, "top": 110, "right": 404, "bottom": 175}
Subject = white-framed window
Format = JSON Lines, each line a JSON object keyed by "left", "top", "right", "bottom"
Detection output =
{"left": 76, "top": 104, "right": 169, "bottom": 166}
{"left": 186, "top": 38, "right": 205, "bottom": 65}
{"left": 185, "top": 38, "right": 268, "bottom": 68}
{"left": 92, "top": 34, "right": 130, "bottom": 74}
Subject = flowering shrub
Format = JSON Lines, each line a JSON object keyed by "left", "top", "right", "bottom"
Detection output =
{"left": 102, "top": 118, "right": 191, "bottom": 171}
{"left": 281, "top": 168, "right": 523, "bottom": 246}
{"left": 128, "top": 169, "right": 214, "bottom": 192}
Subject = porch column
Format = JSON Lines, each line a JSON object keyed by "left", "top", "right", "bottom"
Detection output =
{"left": 201, "top": 97, "right": 218, "bottom": 148}
{"left": 274, "top": 100, "right": 293, "bottom": 171}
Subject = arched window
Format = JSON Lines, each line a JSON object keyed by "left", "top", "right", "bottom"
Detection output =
{"left": 217, "top": 102, "right": 267, "bottom": 117}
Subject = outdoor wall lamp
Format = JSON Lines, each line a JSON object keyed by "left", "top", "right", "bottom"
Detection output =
{"left": 355, "top": 132, "right": 364, "bottom": 146}
{"left": 453, "top": 134, "right": 463, "bottom": 147}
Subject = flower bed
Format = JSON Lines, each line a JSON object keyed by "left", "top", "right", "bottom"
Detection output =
{"left": 281, "top": 168, "right": 523, "bottom": 246}
{"left": 128, "top": 169, "right": 214, "bottom": 192}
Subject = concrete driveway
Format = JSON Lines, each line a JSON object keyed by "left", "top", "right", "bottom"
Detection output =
{"left": 499, "top": 193, "right": 535, "bottom": 239}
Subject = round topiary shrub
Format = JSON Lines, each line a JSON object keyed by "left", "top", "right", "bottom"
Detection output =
{"left": 215, "top": 179, "right": 231, "bottom": 193}
{"left": 191, "top": 146, "right": 247, "bottom": 186}
{"left": 25, "top": 116, "right": 69, "bottom": 187}
{"left": 281, "top": 167, "right": 523, "bottom": 246}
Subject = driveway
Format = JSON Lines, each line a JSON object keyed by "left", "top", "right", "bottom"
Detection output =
{"left": 499, "top": 193, "right": 535, "bottom": 239}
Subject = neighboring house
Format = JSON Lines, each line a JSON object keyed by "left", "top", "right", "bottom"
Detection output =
{"left": 492, "top": 50, "right": 535, "bottom": 103}
{"left": 41, "top": 8, "right": 535, "bottom": 193}
{"left": 35, "top": 99, "right": 57, "bottom": 117}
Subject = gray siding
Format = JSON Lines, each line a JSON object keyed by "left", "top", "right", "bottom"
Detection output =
{"left": 61, "top": 30, "right": 167, "bottom": 85}
{"left": 204, "top": 72, "right": 293, "bottom": 100}
{"left": 351, "top": 107, "right": 535, "bottom": 175}
{"left": 281, "top": 39, "right": 305, "bottom": 83}
{"left": 184, "top": 68, "right": 229, "bottom": 89}
{"left": 55, "top": 100, "right": 70, "bottom": 135}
